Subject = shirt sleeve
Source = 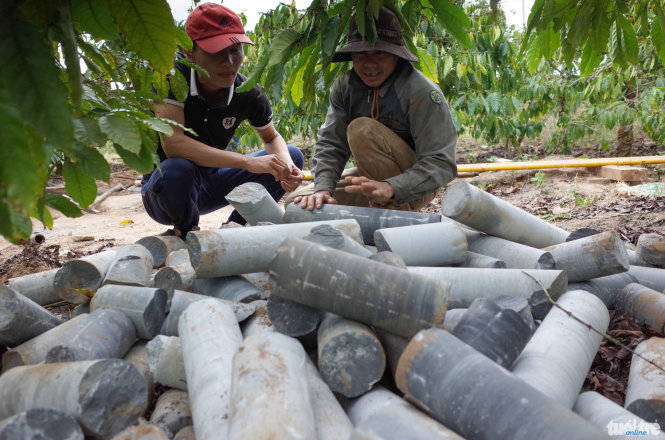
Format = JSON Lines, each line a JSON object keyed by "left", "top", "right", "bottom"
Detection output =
{"left": 312, "top": 77, "right": 353, "bottom": 196}
{"left": 385, "top": 79, "right": 458, "bottom": 205}
{"left": 248, "top": 90, "right": 274, "bottom": 129}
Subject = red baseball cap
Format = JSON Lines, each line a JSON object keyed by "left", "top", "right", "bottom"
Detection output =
{"left": 186, "top": 3, "right": 254, "bottom": 54}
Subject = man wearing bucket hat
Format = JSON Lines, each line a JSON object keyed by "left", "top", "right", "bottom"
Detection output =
{"left": 141, "top": 3, "right": 304, "bottom": 237}
{"left": 290, "top": 7, "right": 457, "bottom": 211}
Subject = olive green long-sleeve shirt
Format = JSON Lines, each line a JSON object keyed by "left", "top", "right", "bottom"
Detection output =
{"left": 312, "top": 61, "right": 458, "bottom": 205}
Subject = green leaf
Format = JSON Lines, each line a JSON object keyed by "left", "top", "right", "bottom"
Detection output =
{"left": 486, "top": 93, "right": 501, "bottom": 113}
{"left": 114, "top": 130, "right": 158, "bottom": 173}
{"left": 72, "top": 143, "right": 111, "bottom": 182}
{"left": 268, "top": 29, "right": 302, "bottom": 67}
{"left": 175, "top": 26, "right": 193, "bottom": 52}
{"left": 291, "top": 65, "right": 306, "bottom": 106}
{"left": 78, "top": 38, "right": 119, "bottom": 81}
{"left": 536, "top": 21, "right": 560, "bottom": 59}
{"left": 443, "top": 55, "right": 454, "bottom": 76}
{"left": 616, "top": 14, "right": 638, "bottom": 65}
{"left": 0, "top": 5, "right": 74, "bottom": 149}
{"left": 170, "top": 68, "right": 189, "bottom": 102}
{"left": 107, "top": 0, "right": 176, "bottom": 73}
{"left": 417, "top": 48, "right": 439, "bottom": 83}
{"left": 62, "top": 160, "right": 98, "bottom": 209}
{"left": 0, "top": 199, "right": 33, "bottom": 244}
{"left": 0, "top": 103, "right": 49, "bottom": 208}
{"left": 152, "top": 69, "right": 170, "bottom": 99}
{"left": 142, "top": 117, "right": 174, "bottom": 136}
{"left": 580, "top": 40, "right": 602, "bottom": 76}
{"left": 427, "top": 0, "right": 472, "bottom": 49}
{"left": 73, "top": 116, "right": 106, "bottom": 145}
{"left": 45, "top": 193, "right": 83, "bottom": 218}
{"left": 590, "top": 0, "right": 610, "bottom": 54}
{"left": 653, "top": 4, "right": 665, "bottom": 65}
{"left": 99, "top": 113, "right": 142, "bottom": 154}
{"left": 321, "top": 15, "right": 339, "bottom": 57}
{"left": 71, "top": 0, "right": 118, "bottom": 40}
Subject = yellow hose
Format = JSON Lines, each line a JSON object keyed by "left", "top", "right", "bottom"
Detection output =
{"left": 301, "top": 155, "right": 665, "bottom": 180}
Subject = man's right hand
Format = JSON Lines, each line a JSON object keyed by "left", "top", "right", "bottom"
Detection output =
{"left": 294, "top": 191, "right": 337, "bottom": 210}
{"left": 245, "top": 154, "right": 291, "bottom": 181}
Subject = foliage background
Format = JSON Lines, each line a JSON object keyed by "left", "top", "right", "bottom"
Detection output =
{"left": 1, "top": 0, "right": 664, "bottom": 243}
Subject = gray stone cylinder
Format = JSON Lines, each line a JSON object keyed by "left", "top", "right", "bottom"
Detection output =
{"left": 373, "top": 222, "right": 468, "bottom": 266}
{"left": 407, "top": 266, "right": 567, "bottom": 320}
{"left": 543, "top": 230, "right": 630, "bottom": 282}
{"left": 451, "top": 298, "right": 534, "bottom": 369}
{"left": 179, "top": 299, "right": 243, "bottom": 439}
{"left": 317, "top": 313, "right": 385, "bottom": 397}
{"left": 192, "top": 275, "right": 266, "bottom": 303}
{"left": 511, "top": 290, "right": 609, "bottom": 408}
{"left": 146, "top": 335, "right": 187, "bottom": 391}
{"left": 225, "top": 182, "right": 285, "bottom": 225}
{"left": 0, "top": 285, "right": 60, "bottom": 347}
{"left": 346, "top": 385, "right": 464, "bottom": 440}
{"left": 160, "top": 290, "right": 256, "bottom": 337}
{"left": 54, "top": 250, "right": 117, "bottom": 304}
{"left": 150, "top": 389, "right": 192, "bottom": 438}
{"left": 6, "top": 268, "right": 61, "bottom": 306}
{"left": 567, "top": 271, "right": 637, "bottom": 307}
{"left": 44, "top": 308, "right": 136, "bottom": 363}
{"left": 395, "top": 328, "right": 610, "bottom": 440}
{"left": 441, "top": 180, "right": 569, "bottom": 247}
{"left": 464, "top": 231, "right": 554, "bottom": 269}
{"left": 266, "top": 295, "right": 322, "bottom": 337}
{"left": 136, "top": 235, "right": 186, "bottom": 268}
{"left": 187, "top": 219, "right": 363, "bottom": 278}
{"left": 269, "top": 238, "right": 450, "bottom": 339}
{"left": 2, "top": 314, "right": 89, "bottom": 372}
{"left": 625, "top": 337, "right": 665, "bottom": 426}
{"left": 284, "top": 202, "right": 442, "bottom": 245}
{"left": 228, "top": 331, "right": 316, "bottom": 440}
{"left": 637, "top": 233, "right": 665, "bottom": 266}
{"left": 574, "top": 391, "right": 665, "bottom": 439}
{"left": 90, "top": 284, "right": 167, "bottom": 339}
{"left": 628, "top": 265, "right": 665, "bottom": 293}
{"left": 0, "top": 408, "right": 84, "bottom": 440}
{"left": 102, "top": 243, "right": 154, "bottom": 287}
{"left": 614, "top": 283, "right": 665, "bottom": 335}
{"left": 459, "top": 251, "right": 506, "bottom": 268}
{"left": 0, "top": 359, "right": 148, "bottom": 438}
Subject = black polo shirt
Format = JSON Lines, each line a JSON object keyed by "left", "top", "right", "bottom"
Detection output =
{"left": 157, "top": 52, "right": 273, "bottom": 161}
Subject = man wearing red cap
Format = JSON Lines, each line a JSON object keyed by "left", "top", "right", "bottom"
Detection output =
{"left": 290, "top": 7, "right": 457, "bottom": 211}
{"left": 141, "top": 3, "right": 304, "bottom": 237}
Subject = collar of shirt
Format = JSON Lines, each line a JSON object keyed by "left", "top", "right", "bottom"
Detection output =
{"left": 190, "top": 68, "right": 234, "bottom": 106}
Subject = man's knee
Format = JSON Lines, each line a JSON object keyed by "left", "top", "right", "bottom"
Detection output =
{"left": 347, "top": 117, "right": 375, "bottom": 145}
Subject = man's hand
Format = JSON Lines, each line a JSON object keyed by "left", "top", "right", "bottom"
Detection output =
{"left": 280, "top": 164, "right": 304, "bottom": 192}
{"left": 294, "top": 190, "right": 337, "bottom": 210}
{"left": 344, "top": 176, "right": 394, "bottom": 203}
{"left": 245, "top": 154, "right": 292, "bottom": 181}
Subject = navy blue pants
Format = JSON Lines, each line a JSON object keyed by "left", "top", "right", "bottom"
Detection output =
{"left": 141, "top": 145, "right": 304, "bottom": 229}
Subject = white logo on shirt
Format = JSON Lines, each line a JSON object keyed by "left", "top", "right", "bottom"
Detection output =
{"left": 222, "top": 117, "right": 236, "bottom": 129}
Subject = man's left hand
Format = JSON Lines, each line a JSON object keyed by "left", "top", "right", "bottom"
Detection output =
{"left": 280, "top": 164, "right": 304, "bottom": 192}
{"left": 343, "top": 176, "right": 394, "bottom": 203}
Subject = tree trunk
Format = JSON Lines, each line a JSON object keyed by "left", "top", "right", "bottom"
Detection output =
{"left": 616, "top": 80, "right": 637, "bottom": 157}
